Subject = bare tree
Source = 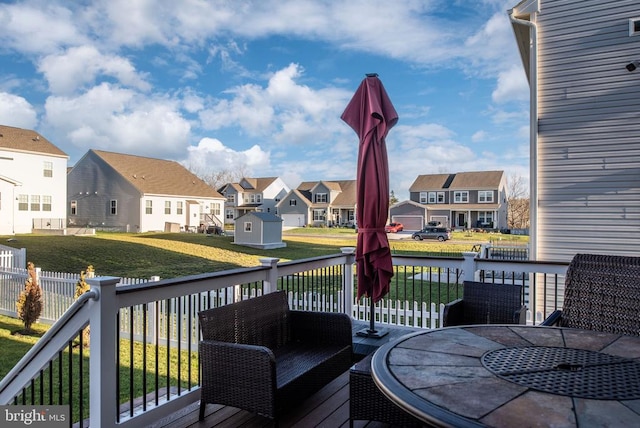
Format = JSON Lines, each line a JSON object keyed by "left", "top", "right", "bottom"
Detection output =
{"left": 506, "top": 173, "right": 530, "bottom": 229}
{"left": 188, "top": 164, "right": 251, "bottom": 190}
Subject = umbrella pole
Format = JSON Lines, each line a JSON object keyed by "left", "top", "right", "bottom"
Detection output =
{"left": 356, "top": 273, "right": 389, "bottom": 339}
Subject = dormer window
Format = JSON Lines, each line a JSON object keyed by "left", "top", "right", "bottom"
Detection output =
{"left": 315, "top": 193, "right": 328, "bottom": 203}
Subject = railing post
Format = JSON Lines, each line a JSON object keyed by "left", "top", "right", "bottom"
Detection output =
{"left": 260, "top": 258, "right": 280, "bottom": 294}
{"left": 87, "top": 276, "right": 121, "bottom": 428}
{"left": 462, "top": 252, "right": 479, "bottom": 282}
{"left": 341, "top": 247, "right": 356, "bottom": 318}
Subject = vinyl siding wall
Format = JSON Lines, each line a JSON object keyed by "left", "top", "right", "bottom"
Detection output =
{"left": 536, "top": 0, "right": 640, "bottom": 261}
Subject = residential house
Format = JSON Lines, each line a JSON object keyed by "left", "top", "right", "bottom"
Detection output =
{"left": 218, "top": 177, "right": 290, "bottom": 225}
{"left": 233, "top": 211, "right": 286, "bottom": 249}
{"left": 509, "top": 0, "right": 640, "bottom": 261}
{"left": 67, "top": 150, "right": 224, "bottom": 233}
{"left": 402, "top": 171, "right": 507, "bottom": 230}
{"left": 277, "top": 180, "right": 356, "bottom": 227}
{"left": 0, "top": 125, "right": 68, "bottom": 235}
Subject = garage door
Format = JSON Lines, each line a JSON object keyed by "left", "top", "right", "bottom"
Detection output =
{"left": 281, "top": 214, "right": 306, "bottom": 227}
{"left": 392, "top": 216, "right": 423, "bottom": 231}
{"left": 430, "top": 216, "right": 449, "bottom": 228}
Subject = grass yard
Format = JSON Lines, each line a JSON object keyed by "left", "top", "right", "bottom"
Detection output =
{"left": 0, "top": 229, "right": 524, "bottom": 278}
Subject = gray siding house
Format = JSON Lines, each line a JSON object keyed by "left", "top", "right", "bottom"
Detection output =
{"left": 510, "top": 0, "right": 640, "bottom": 261}
{"left": 67, "top": 150, "right": 224, "bottom": 232}
{"left": 406, "top": 171, "right": 508, "bottom": 229}
{"left": 234, "top": 212, "right": 286, "bottom": 249}
{"left": 277, "top": 180, "right": 356, "bottom": 227}
{"left": 218, "top": 177, "right": 290, "bottom": 225}
{"left": 388, "top": 200, "right": 428, "bottom": 231}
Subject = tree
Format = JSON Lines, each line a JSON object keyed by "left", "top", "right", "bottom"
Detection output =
{"left": 16, "top": 262, "right": 43, "bottom": 334}
{"left": 506, "top": 173, "right": 530, "bottom": 229}
{"left": 389, "top": 190, "right": 399, "bottom": 206}
{"left": 187, "top": 164, "right": 251, "bottom": 189}
{"left": 74, "top": 265, "right": 94, "bottom": 347}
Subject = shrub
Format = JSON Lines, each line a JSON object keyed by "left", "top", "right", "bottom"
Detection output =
{"left": 74, "top": 265, "right": 94, "bottom": 347}
{"left": 16, "top": 262, "right": 43, "bottom": 333}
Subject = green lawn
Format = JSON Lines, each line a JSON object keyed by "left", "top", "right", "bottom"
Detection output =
{"left": 0, "top": 229, "right": 525, "bottom": 278}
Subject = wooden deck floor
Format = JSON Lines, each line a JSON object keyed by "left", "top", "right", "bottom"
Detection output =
{"left": 155, "top": 369, "right": 397, "bottom": 428}
{"left": 154, "top": 322, "right": 419, "bottom": 428}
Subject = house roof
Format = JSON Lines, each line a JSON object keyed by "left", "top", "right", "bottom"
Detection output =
{"left": 239, "top": 177, "right": 278, "bottom": 192}
{"left": 295, "top": 180, "right": 356, "bottom": 206}
{"left": 410, "top": 171, "right": 504, "bottom": 191}
{"left": 0, "top": 125, "right": 67, "bottom": 158}
{"left": 90, "top": 150, "right": 222, "bottom": 198}
{"left": 238, "top": 211, "right": 282, "bottom": 222}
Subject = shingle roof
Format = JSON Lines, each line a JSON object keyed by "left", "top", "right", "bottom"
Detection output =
{"left": 240, "top": 212, "right": 283, "bottom": 222}
{"left": 295, "top": 180, "right": 356, "bottom": 206}
{"left": 410, "top": 171, "right": 503, "bottom": 191}
{"left": 239, "top": 177, "right": 278, "bottom": 192}
{"left": 0, "top": 125, "right": 67, "bottom": 157}
{"left": 91, "top": 150, "right": 222, "bottom": 198}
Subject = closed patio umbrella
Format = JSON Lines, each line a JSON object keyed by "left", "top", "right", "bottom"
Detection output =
{"left": 341, "top": 73, "right": 398, "bottom": 338}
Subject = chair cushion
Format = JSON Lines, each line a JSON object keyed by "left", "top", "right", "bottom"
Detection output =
{"left": 274, "top": 343, "right": 350, "bottom": 388}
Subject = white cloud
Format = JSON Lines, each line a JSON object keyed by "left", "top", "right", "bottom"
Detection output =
{"left": 492, "top": 65, "right": 529, "bottom": 103}
{"left": 185, "top": 137, "right": 270, "bottom": 172}
{"left": 472, "top": 130, "right": 487, "bottom": 143}
{"left": 0, "top": 93, "right": 38, "bottom": 129}
{"left": 0, "top": 2, "right": 87, "bottom": 55}
{"left": 44, "top": 83, "right": 191, "bottom": 156}
{"left": 199, "top": 63, "right": 352, "bottom": 146}
{"left": 38, "top": 46, "right": 151, "bottom": 95}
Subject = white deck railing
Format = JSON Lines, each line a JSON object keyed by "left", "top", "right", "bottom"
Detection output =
{"left": 0, "top": 249, "right": 569, "bottom": 428}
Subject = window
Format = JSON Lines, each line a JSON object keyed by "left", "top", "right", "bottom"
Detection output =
{"left": 244, "top": 222, "right": 252, "bottom": 232}
{"left": 145, "top": 200, "right": 152, "bottom": 214}
{"left": 210, "top": 202, "right": 221, "bottom": 215}
{"left": 226, "top": 209, "right": 234, "bottom": 219}
{"left": 110, "top": 200, "right": 117, "bottom": 215}
{"left": 315, "top": 193, "right": 328, "bottom": 203}
{"left": 419, "top": 192, "right": 428, "bottom": 203}
{"left": 256, "top": 194, "right": 262, "bottom": 203}
{"left": 428, "top": 192, "right": 437, "bottom": 204}
{"left": 70, "top": 200, "right": 77, "bottom": 215}
{"left": 42, "top": 195, "right": 52, "bottom": 212}
{"left": 313, "top": 209, "right": 325, "bottom": 221}
{"left": 245, "top": 194, "right": 259, "bottom": 203}
{"left": 454, "top": 191, "right": 469, "bottom": 203}
{"left": 31, "top": 195, "right": 40, "bottom": 211}
{"left": 227, "top": 194, "right": 235, "bottom": 204}
{"left": 437, "top": 192, "right": 445, "bottom": 203}
{"left": 165, "top": 201, "right": 171, "bottom": 215}
{"left": 630, "top": 18, "right": 640, "bottom": 36}
{"left": 478, "top": 211, "right": 494, "bottom": 224}
{"left": 479, "top": 191, "right": 494, "bottom": 203}
{"left": 289, "top": 199, "right": 297, "bottom": 206}
{"left": 18, "top": 194, "right": 28, "bottom": 211}
{"left": 43, "top": 161, "right": 53, "bottom": 178}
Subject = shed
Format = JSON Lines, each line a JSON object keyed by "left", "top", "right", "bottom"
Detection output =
{"left": 233, "top": 212, "right": 286, "bottom": 249}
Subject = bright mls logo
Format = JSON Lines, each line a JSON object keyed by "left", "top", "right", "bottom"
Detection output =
{"left": 1, "top": 405, "right": 68, "bottom": 427}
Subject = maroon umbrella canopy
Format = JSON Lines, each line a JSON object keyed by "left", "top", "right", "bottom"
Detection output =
{"left": 341, "top": 74, "right": 398, "bottom": 304}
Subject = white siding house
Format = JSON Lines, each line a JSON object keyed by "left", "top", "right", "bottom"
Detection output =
{"left": 510, "top": 0, "right": 640, "bottom": 261}
{"left": 0, "top": 125, "right": 68, "bottom": 235}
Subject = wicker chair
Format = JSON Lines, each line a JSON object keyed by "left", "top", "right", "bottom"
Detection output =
{"left": 442, "top": 281, "right": 527, "bottom": 327}
{"left": 541, "top": 253, "right": 640, "bottom": 336}
{"left": 198, "top": 291, "right": 353, "bottom": 422}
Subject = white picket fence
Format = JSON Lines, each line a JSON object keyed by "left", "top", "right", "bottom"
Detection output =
{"left": 0, "top": 265, "right": 447, "bottom": 350}
{"left": 0, "top": 246, "right": 26, "bottom": 269}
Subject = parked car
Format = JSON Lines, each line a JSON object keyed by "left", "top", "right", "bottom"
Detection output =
{"left": 411, "top": 227, "right": 451, "bottom": 242}
{"left": 384, "top": 222, "right": 404, "bottom": 233}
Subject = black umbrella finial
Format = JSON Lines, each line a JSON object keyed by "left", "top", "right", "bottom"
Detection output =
{"left": 366, "top": 73, "right": 379, "bottom": 77}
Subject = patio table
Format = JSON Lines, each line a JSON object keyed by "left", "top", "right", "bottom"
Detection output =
{"left": 370, "top": 325, "right": 640, "bottom": 427}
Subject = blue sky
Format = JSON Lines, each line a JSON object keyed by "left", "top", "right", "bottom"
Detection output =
{"left": 0, "top": 0, "right": 529, "bottom": 200}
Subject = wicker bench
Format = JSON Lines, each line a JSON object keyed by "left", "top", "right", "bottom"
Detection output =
{"left": 198, "top": 291, "right": 353, "bottom": 422}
